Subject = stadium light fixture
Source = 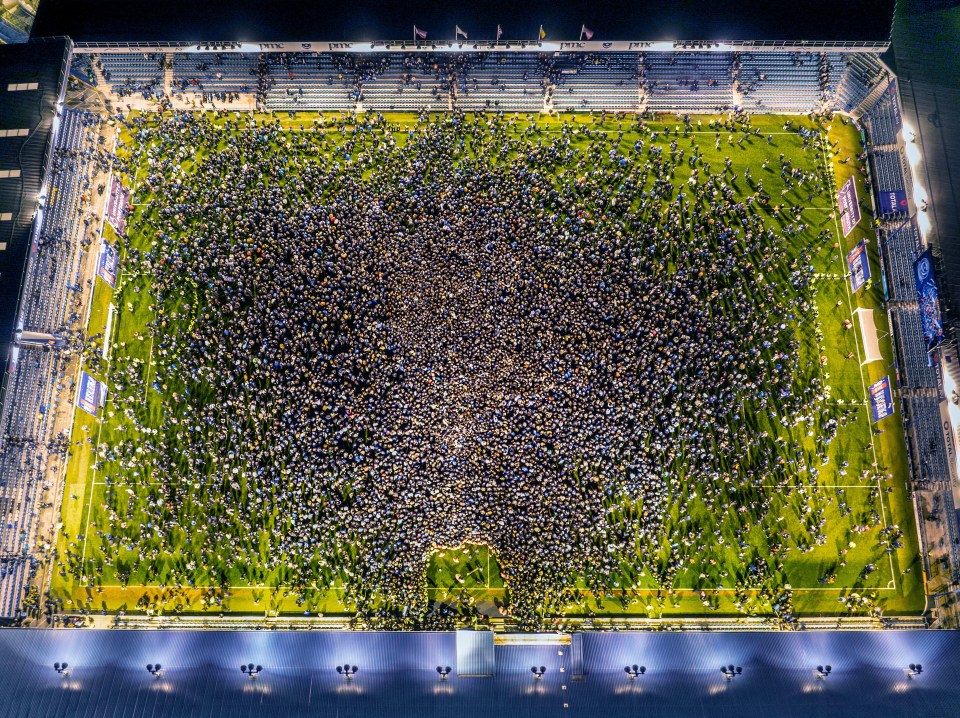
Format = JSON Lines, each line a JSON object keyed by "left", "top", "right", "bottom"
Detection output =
{"left": 908, "top": 663, "right": 923, "bottom": 678}
{"left": 240, "top": 664, "right": 263, "bottom": 679}
{"left": 337, "top": 664, "right": 359, "bottom": 680}
{"left": 531, "top": 666, "right": 547, "bottom": 679}
{"left": 624, "top": 665, "right": 646, "bottom": 679}
{"left": 720, "top": 665, "right": 743, "bottom": 681}
{"left": 903, "top": 121, "right": 917, "bottom": 143}
{"left": 905, "top": 142, "right": 921, "bottom": 170}
{"left": 815, "top": 665, "right": 832, "bottom": 680}
{"left": 53, "top": 662, "right": 70, "bottom": 675}
{"left": 436, "top": 666, "right": 452, "bottom": 680}
{"left": 146, "top": 664, "right": 163, "bottom": 678}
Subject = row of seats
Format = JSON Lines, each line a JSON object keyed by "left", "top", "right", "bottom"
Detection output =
{"left": 0, "top": 109, "right": 101, "bottom": 618}
{"left": 906, "top": 394, "right": 953, "bottom": 483}
{"left": 892, "top": 307, "right": 940, "bottom": 390}
{"left": 88, "top": 50, "right": 899, "bottom": 117}
{"left": 864, "top": 87, "right": 900, "bottom": 147}
{"left": 882, "top": 218, "right": 922, "bottom": 303}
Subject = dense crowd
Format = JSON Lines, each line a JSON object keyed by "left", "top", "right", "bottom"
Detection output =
{"left": 60, "top": 108, "right": 889, "bottom": 627}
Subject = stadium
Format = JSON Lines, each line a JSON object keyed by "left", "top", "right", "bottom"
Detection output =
{"left": 1, "top": 0, "right": 960, "bottom": 714}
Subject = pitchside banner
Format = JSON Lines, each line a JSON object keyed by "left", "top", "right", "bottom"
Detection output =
{"left": 914, "top": 249, "right": 945, "bottom": 351}
{"left": 77, "top": 371, "right": 107, "bottom": 417}
{"left": 838, "top": 177, "right": 861, "bottom": 238}
{"left": 869, "top": 376, "right": 895, "bottom": 423}
{"left": 878, "top": 189, "right": 909, "bottom": 215}
{"left": 889, "top": 80, "right": 902, "bottom": 134}
{"left": 97, "top": 241, "right": 118, "bottom": 287}
{"left": 846, "top": 240, "right": 871, "bottom": 293}
{"left": 105, "top": 177, "right": 130, "bottom": 234}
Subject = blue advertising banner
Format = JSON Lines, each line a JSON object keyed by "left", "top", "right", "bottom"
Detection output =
{"left": 97, "top": 241, "right": 118, "bottom": 287}
{"left": 838, "top": 177, "right": 861, "bottom": 238}
{"left": 889, "top": 80, "right": 902, "bottom": 134}
{"left": 77, "top": 371, "right": 107, "bottom": 417}
{"left": 846, "top": 240, "right": 871, "bottom": 293}
{"left": 868, "top": 376, "right": 894, "bottom": 423}
{"left": 878, "top": 189, "right": 908, "bottom": 215}
{"left": 914, "top": 249, "right": 945, "bottom": 351}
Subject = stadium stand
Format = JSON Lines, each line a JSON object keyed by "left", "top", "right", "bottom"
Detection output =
{"left": 172, "top": 52, "right": 257, "bottom": 95}
{"left": 643, "top": 52, "right": 733, "bottom": 113}
{"left": 834, "top": 53, "right": 889, "bottom": 116}
{"left": 95, "top": 52, "right": 165, "bottom": 98}
{"left": 453, "top": 53, "right": 543, "bottom": 112}
{"left": 361, "top": 53, "right": 452, "bottom": 112}
{"left": 737, "top": 51, "right": 820, "bottom": 112}
{"left": 264, "top": 52, "right": 360, "bottom": 111}
{"left": 549, "top": 52, "right": 639, "bottom": 112}
{"left": 0, "top": 104, "right": 96, "bottom": 619}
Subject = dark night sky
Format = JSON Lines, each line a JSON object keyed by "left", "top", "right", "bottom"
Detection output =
{"left": 32, "top": 0, "right": 894, "bottom": 43}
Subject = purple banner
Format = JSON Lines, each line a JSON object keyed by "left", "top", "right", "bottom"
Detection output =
{"left": 838, "top": 177, "right": 861, "bottom": 238}
{"left": 868, "top": 376, "right": 894, "bottom": 423}
{"left": 846, "top": 240, "right": 871, "bottom": 293}
{"left": 97, "top": 241, "right": 118, "bottom": 287}
{"left": 878, "top": 189, "right": 908, "bottom": 216}
{"left": 889, "top": 80, "right": 902, "bottom": 134}
{"left": 77, "top": 371, "right": 107, "bottom": 417}
{"left": 105, "top": 177, "right": 130, "bottom": 235}
{"left": 915, "top": 249, "right": 945, "bottom": 351}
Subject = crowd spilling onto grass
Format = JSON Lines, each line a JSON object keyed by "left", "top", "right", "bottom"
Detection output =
{"left": 59, "top": 108, "right": 897, "bottom": 628}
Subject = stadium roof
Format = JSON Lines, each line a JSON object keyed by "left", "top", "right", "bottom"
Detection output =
{"left": 33, "top": 0, "right": 895, "bottom": 44}
{"left": 3, "top": 628, "right": 960, "bottom": 717}
{"left": 0, "top": 39, "right": 70, "bottom": 386}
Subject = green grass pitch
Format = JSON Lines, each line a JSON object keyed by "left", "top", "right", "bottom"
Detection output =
{"left": 50, "top": 110, "right": 925, "bottom": 623}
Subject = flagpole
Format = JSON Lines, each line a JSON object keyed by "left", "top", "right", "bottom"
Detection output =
{"left": 579, "top": 25, "right": 584, "bottom": 41}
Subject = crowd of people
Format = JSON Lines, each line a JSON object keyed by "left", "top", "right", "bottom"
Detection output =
{"left": 57, "top": 108, "right": 893, "bottom": 627}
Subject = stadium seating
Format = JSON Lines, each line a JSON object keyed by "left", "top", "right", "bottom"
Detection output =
{"left": 264, "top": 53, "right": 359, "bottom": 112}
{"left": 453, "top": 53, "right": 543, "bottom": 112}
{"left": 644, "top": 52, "right": 733, "bottom": 113}
{"left": 549, "top": 52, "right": 639, "bottom": 112}
{"left": 96, "top": 52, "right": 165, "bottom": 98}
{"left": 737, "top": 51, "right": 820, "bottom": 112}
{"left": 171, "top": 52, "right": 257, "bottom": 95}
{"left": 834, "top": 53, "right": 888, "bottom": 115}
{"left": 361, "top": 53, "right": 452, "bottom": 112}
{"left": 0, "top": 109, "right": 101, "bottom": 618}
{"left": 864, "top": 85, "right": 900, "bottom": 147}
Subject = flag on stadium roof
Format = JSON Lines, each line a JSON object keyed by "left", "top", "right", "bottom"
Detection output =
{"left": 414, "top": 25, "right": 427, "bottom": 40}
{"left": 456, "top": 25, "right": 468, "bottom": 40}
{"left": 581, "top": 25, "right": 594, "bottom": 40}
{"left": 539, "top": 25, "right": 546, "bottom": 40}
{"left": 496, "top": 24, "right": 503, "bottom": 40}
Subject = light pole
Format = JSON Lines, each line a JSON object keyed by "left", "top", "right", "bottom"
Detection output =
{"left": 720, "top": 665, "right": 743, "bottom": 681}
{"left": 336, "top": 664, "right": 359, "bottom": 680}
{"left": 240, "top": 663, "right": 263, "bottom": 679}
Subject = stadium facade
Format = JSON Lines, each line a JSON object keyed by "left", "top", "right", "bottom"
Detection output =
{"left": 0, "top": 34, "right": 956, "bottom": 630}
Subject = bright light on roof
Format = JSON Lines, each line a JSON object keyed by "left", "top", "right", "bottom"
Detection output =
{"left": 905, "top": 142, "right": 921, "bottom": 169}
{"left": 917, "top": 211, "right": 932, "bottom": 236}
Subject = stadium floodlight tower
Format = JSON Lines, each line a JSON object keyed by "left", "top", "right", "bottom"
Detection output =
{"left": 720, "top": 665, "right": 743, "bottom": 681}
{"left": 337, "top": 664, "right": 359, "bottom": 680}
{"left": 240, "top": 664, "right": 263, "bottom": 679}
